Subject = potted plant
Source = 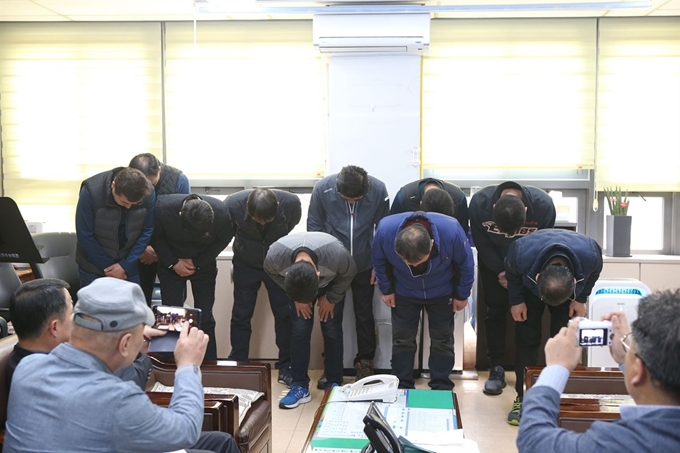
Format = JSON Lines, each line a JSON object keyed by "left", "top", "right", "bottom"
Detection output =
{"left": 603, "top": 186, "right": 631, "bottom": 257}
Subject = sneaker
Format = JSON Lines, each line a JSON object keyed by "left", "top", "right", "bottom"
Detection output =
{"left": 354, "top": 359, "right": 375, "bottom": 382}
{"left": 279, "top": 385, "right": 311, "bottom": 409}
{"left": 277, "top": 365, "right": 292, "bottom": 388}
{"left": 507, "top": 396, "right": 522, "bottom": 426}
{"left": 483, "top": 365, "right": 507, "bottom": 395}
{"left": 316, "top": 374, "right": 327, "bottom": 390}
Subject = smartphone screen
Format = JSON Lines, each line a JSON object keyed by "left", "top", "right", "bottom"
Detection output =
{"left": 578, "top": 328, "right": 609, "bottom": 346}
{"left": 152, "top": 306, "right": 201, "bottom": 331}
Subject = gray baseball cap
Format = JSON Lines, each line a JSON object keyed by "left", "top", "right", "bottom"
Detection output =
{"left": 74, "top": 277, "right": 154, "bottom": 332}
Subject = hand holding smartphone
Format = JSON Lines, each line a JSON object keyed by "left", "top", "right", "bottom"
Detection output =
{"left": 147, "top": 306, "right": 202, "bottom": 353}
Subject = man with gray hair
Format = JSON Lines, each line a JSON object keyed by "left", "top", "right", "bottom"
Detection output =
{"left": 518, "top": 291, "right": 680, "bottom": 452}
{"left": 4, "top": 277, "right": 238, "bottom": 453}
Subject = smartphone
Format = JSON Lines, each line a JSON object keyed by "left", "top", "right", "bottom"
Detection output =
{"left": 148, "top": 306, "right": 202, "bottom": 353}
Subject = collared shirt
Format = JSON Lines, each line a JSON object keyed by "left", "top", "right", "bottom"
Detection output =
{"left": 4, "top": 343, "right": 203, "bottom": 453}
{"left": 519, "top": 364, "right": 680, "bottom": 453}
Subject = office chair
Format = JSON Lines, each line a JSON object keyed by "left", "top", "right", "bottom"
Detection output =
{"left": 0, "top": 262, "right": 21, "bottom": 329}
{"left": 31, "top": 232, "right": 80, "bottom": 302}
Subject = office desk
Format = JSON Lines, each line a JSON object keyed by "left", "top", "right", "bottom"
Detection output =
{"left": 302, "top": 389, "right": 462, "bottom": 452}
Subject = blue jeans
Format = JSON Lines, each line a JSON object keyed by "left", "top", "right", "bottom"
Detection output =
{"left": 158, "top": 264, "right": 219, "bottom": 361}
{"left": 78, "top": 267, "right": 140, "bottom": 288}
{"left": 291, "top": 296, "right": 345, "bottom": 389}
{"left": 391, "top": 294, "right": 455, "bottom": 390}
{"left": 228, "top": 260, "right": 293, "bottom": 367}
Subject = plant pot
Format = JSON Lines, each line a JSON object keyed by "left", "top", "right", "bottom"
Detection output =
{"left": 605, "top": 215, "right": 632, "bottom": 257}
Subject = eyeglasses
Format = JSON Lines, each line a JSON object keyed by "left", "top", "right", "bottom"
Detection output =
{"left": 621, "top": 332, "right": 634, "bottom": 353}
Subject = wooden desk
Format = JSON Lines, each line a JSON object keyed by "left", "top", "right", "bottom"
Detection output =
{"left": 302, "top": 390, "right": 463, "bottom": 453}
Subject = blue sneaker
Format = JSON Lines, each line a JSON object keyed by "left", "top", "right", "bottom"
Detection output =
{"left": 279, "top": 385, "right": 311, "bottom": 409}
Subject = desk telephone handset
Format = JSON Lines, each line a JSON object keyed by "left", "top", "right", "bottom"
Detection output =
{"left": 342, "top": 374, "right": 399, "bottom": 402}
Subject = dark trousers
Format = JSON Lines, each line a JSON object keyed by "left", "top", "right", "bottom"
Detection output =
{"left": 138, "top": 261, "right": 158, "bottom": 306}
{"left": 391, "top": 295, "right": 455, "bottom": 391}
{"left": 291, "top": 295, "right": 345, "bottom": 389}
{"left": 158, "top": 264, "right": 219, "bottom": 361}
{"left": 350, "top": 268, "right": 377, "bottom": 363}
{"left": 480, "top": 263, "right": 510, "bottom": 367}
{"left": 514, "top": 289, "right": 570, "bottom": 398}
{"left": 188, "top": 431, "right": 240, "bottom": 453}
{"left": 78, "top": 266, "right": 140, "bottom": 288}
{"left": 228, "top": 260, "right": 293, "bottom": 367}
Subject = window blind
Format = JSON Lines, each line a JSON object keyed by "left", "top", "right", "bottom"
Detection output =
{"left": 0, "top": 22, "right": 163, "bottom": 232}
{"left": 422, "top": 19, "right": 597, "bottom": 173}
{"left": 164, "top": 20, "right": 326, "bottom": 182}
{"left": 596, "top": 17, "right": 680, "bottom": 191}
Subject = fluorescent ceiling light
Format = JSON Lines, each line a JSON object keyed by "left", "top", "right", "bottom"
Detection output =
{"left": 195, "top": 0, "right": 652, "bottom": 14}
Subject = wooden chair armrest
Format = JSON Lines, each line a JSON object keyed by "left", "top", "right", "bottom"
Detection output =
{"left": 146, "top": 392, "right": 239, "bottom": 435}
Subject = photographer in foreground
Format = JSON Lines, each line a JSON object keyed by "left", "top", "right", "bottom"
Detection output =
{"left": 517, "top": 290, "right": 680, "bottom": 453}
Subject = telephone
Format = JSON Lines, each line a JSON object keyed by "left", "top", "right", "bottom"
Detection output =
{"left": 362, "top": 402, "right": 404, "bottom": 453}
{"left": 342, "top": 374, "right": 399, "bottom": 402}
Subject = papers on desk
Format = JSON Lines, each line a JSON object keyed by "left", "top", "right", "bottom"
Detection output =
{"left": 311, "top": 388, "right": 474, "bottom": 452}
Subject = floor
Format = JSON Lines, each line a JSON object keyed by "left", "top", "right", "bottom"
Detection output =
{"left": 269, "top": 369, "right": 520, "bottom": 453}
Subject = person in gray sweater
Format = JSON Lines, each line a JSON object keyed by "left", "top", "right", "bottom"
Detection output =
{"left": 517, "top": 290, "right": 680, "bottom": 453}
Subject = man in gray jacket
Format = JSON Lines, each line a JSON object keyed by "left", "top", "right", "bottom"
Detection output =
{"left": 308, "top": 165, "right": 389, "bottom": 386}
{"left": 264, "top": 232, "right": 357, "bottom": 409}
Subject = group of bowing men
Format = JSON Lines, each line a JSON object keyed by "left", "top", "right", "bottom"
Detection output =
{"left": 71, "top": 153, "right": 603, "bottom": 422}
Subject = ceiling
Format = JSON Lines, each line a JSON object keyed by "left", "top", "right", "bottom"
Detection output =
{"left": 0, "top": 0, "right": 678, "bottom": 21}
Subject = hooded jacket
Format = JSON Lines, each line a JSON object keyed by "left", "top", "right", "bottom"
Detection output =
{"left": 264, "top": 232, "right": 357, "bottom": 304}
{"left": 372, "top": 212, "right": 475, "bottom": 301}
{"left": 307, "top": 173, "right": 390, "bottom": 273}
{"left": 469, "top": 182, "right": 556, "bottom": 275}
{"left": 504, "top": 229, "right": 603, "bottom": 306}
{"left": 226, "top": 189, "right": 301, "bottom": 269}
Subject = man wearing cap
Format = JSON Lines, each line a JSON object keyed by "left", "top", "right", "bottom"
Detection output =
{"left": 4, "top": 278, "right": 238, "bottom": 453}
{"left": 469, "top": 181, "right": 555, "bottom": 423}
{"left": 504, "top": 228, "right": 603, "bottom": 425}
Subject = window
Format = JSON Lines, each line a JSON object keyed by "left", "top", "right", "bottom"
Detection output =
{"left": 422, "top": 19, "right": 597, "bottom": 173}
{"left": 0, "top": 23, "right": 163, "bottom": 231}
{"left": 163, "top": 21, "right": 326, "bottom": 183}
{"left": 596, "top": 17, "right": 680, "bottom": 191}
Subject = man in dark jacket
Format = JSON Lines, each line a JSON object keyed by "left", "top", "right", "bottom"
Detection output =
{"left": 264, "top": 232, "right": 357, "bottom": 409}
{"left": 390, "top": 177, "right": 470, "bottom": 236}
{"left": 308, "top": 165, "right": 389, "bottom": 385}
{"left": 505, "top": 228, "right": 603, "bottom": 425}
{"left": 372, "top": 211, "right": 474, "bottom": 390}
{"left": 75, "top": 167, "right": 155, "bottom": 287}
{"left": 152, "top": 194, "right": 234, "bottom": 360}
{"left": 129, "top": 153, "right": 191, "bottom": 305}
{"left": 469, "top": 181, "right": 555, "bottom": 401}
{"left": 518, "top": 291, "right": 680, "bottom": 453}
{"left": 226, "top": 188, "right": 301, "bottom": 386}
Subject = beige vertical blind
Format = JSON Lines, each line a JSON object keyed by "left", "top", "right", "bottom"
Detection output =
{"left": 0, "top": 22, "right": 163, "bottom": 232}
{"left": 596, "top": 17, "right": 680, "bottom": 191}
{"left": 164, "top": 21, "right": 326, "bottom": 181}
{"left": 422, "top": 18, "right": 597, "bottom": 172}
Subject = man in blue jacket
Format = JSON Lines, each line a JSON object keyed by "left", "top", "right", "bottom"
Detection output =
{"left": 226, "top": 188, "right": 301, "bottom": 387}
{"left": 372, "top": 211, "right": 474, "bottom": 390}
{"left": 505, "top": 229, "right": 603, "bottom": 425}
{"left": 308, "top": 165, "right": 390, "bottom": 385}
{"left": 518, "top": 291, "right": 680, "bottom": 453}
{"left": 75, "top": 167, "right": 155, "bottom": 287}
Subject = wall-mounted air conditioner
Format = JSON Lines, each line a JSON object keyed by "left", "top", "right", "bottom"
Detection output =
{"left": 313, "top": 13, "right": 430, "bottom": 56}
